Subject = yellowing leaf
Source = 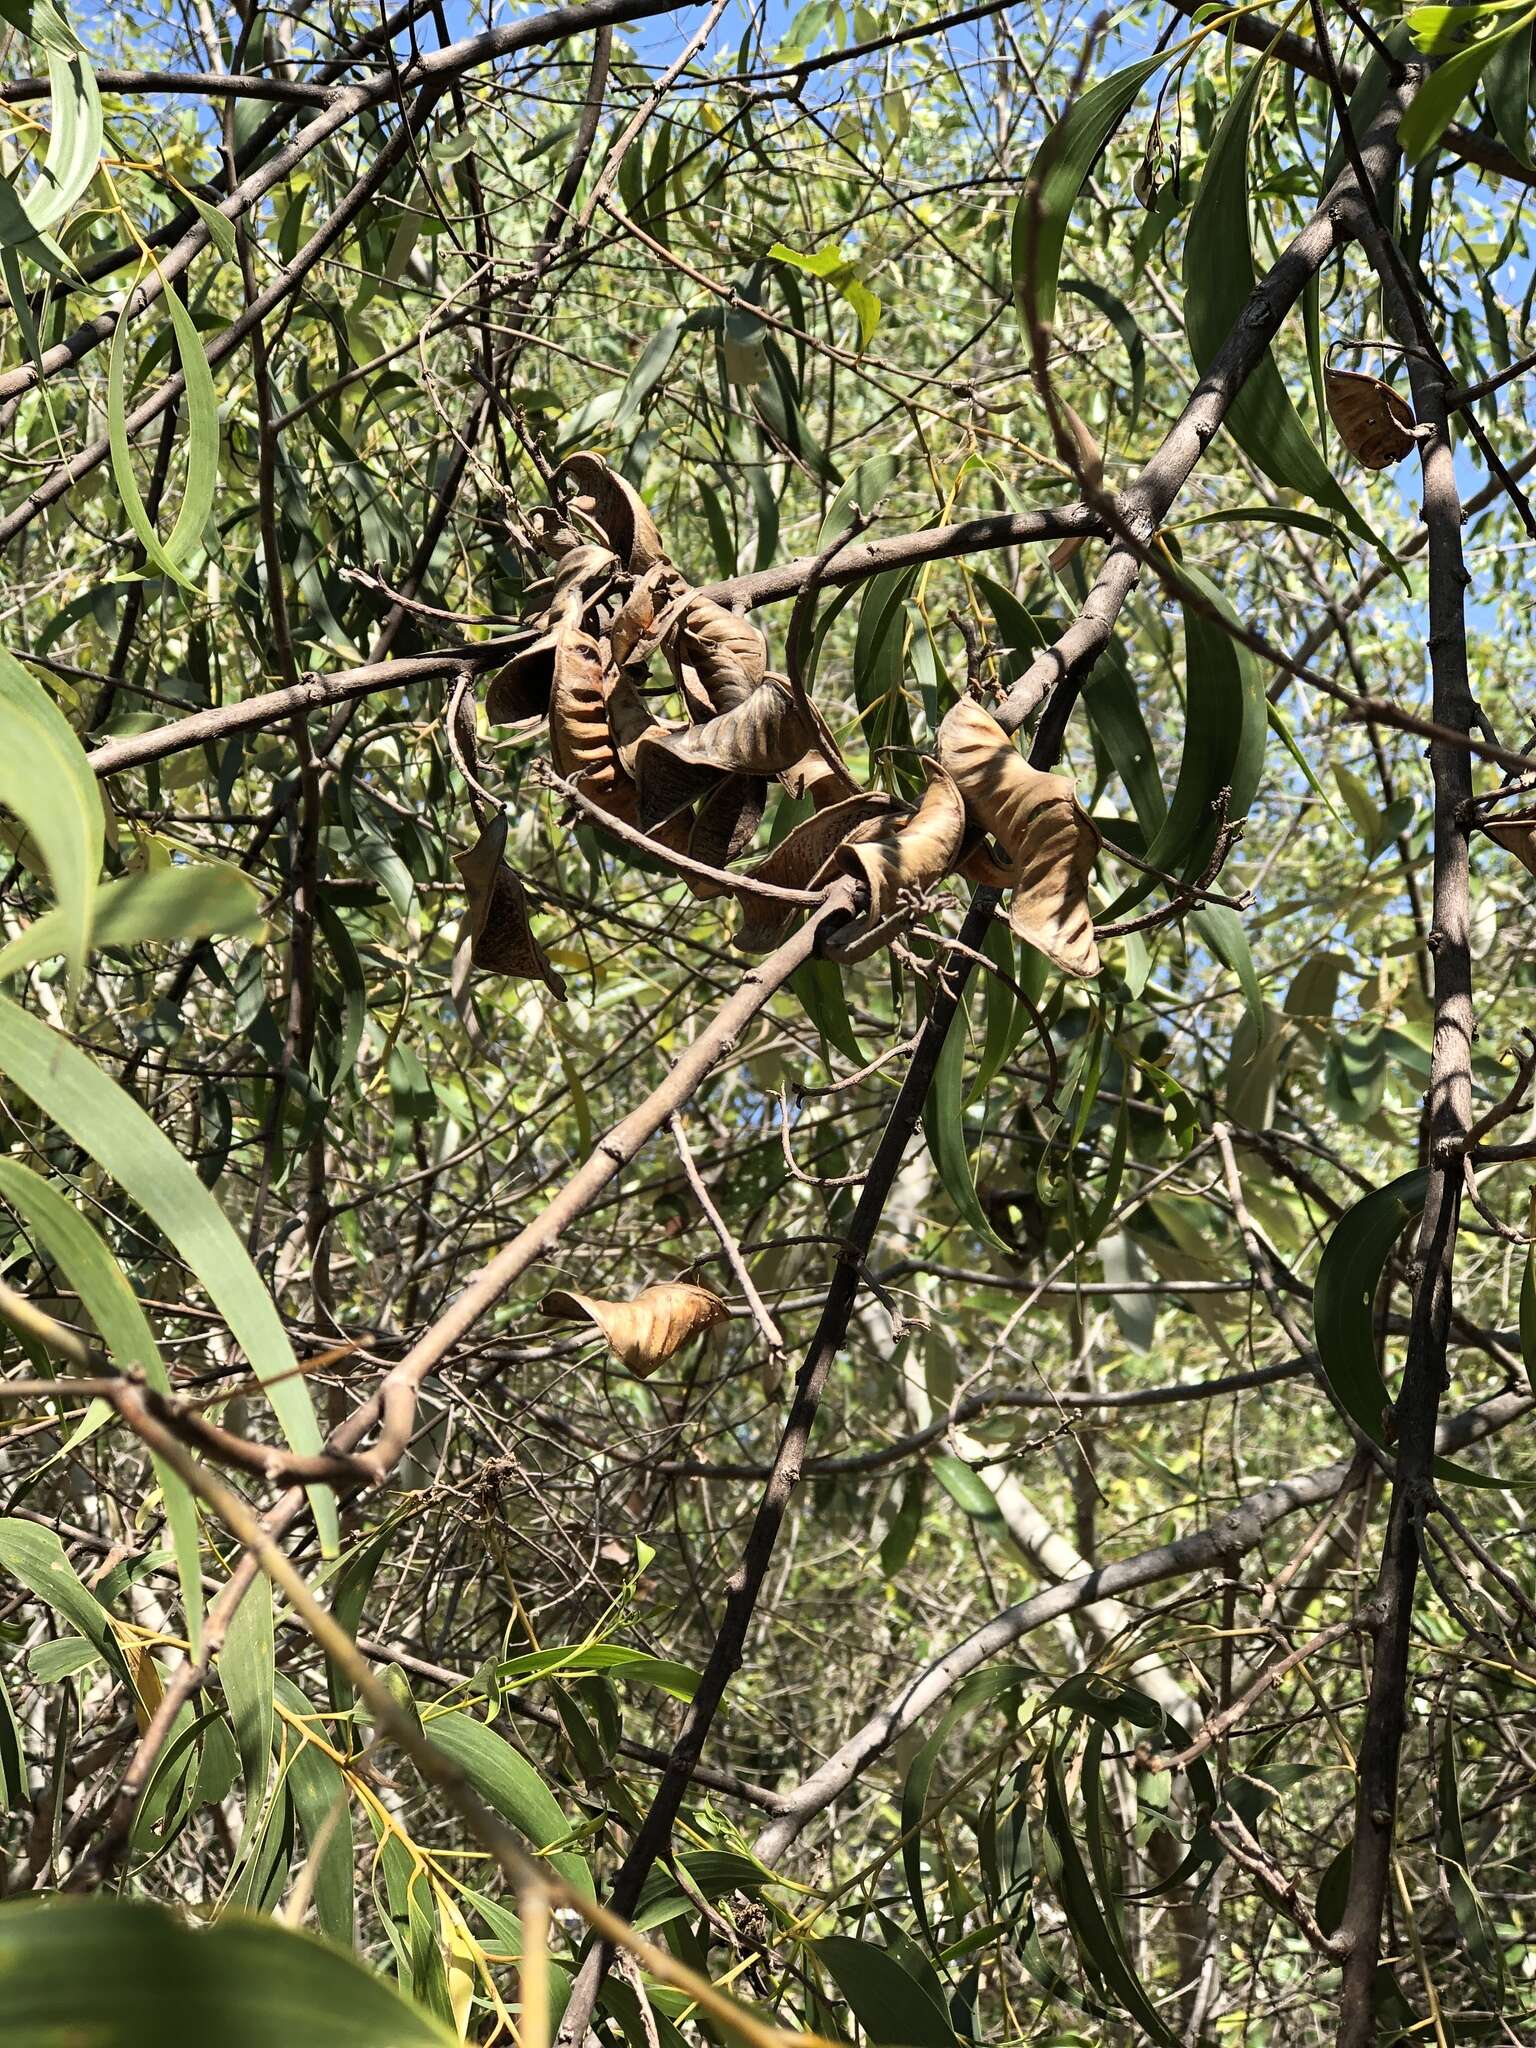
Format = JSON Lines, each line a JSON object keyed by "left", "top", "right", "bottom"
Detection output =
{"left": 768, "top": 240, "right": 881, "bottom": 351}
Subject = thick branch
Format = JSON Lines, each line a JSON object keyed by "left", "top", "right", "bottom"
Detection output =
{"left": 753, "top": 1393, "right": 1527, "bottom": 1861}
{"left": 1334, "top": 128, "right": 1480, "bottom": 2048}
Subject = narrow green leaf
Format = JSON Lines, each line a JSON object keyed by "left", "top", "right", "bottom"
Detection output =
{"left": 189, "top": 192, "right": 239, "bottom": 263}
{"left": 325, "top": 1525, "right": 395, "bottom": 1733}
{"left": 817, "top": 452, "right": 902, "bottom": 548}
{"left": 1108, "top": 566, "right": 1265, "bottom": 913}
{"left": 1193, "top": 905, "right": 1265, "bottom": 1044}
{"left": 0, "top": 993, "right": 337, "bottom": 1550}
{"left": 931, "top": 1453, "right": 1004, "bottom": 1525}
{"left": 29, "top": 1634, "right": 102, "bottom": 1684}
{"left": 0, "top": 1519, "right": 124, "bottom": 1674}
{"left": 0, "top": 647, "right": 104, "bottom": 984}
{"left": 18, "top": 40, "right": 102, "bottom": 234}
{"left": 1012, "top": 52, "right": 1168, "bottom": 335}
{"left": 879, "top": 1467, "right": 926, "bottom": 1579}
{"left": 1400, "top": 9, "right": 1536, "bottom": 160}
{"left": 813, "top": 1935, "right": 957, "bottom": 2048}
{"left": 1043, "top": 1753, "right": 1177, "bottom": 2045}
{"left": 1313, "top": 1169, "right": 1502, "bottom": 1485}
{"left": 0, "top": 1158, "right": 203, "bottom": 1648}
{"left": 422, "top": 1709, "right": 593, "bottom": 1897}
{"left": 220, "top": 1574, "right": 275, "bottom": 1844}
{"left": 0, "top": 1897, "right": 454, "bottom": 2044}
{"left": 0, "top": 859, "right": 264, "bottom": 980}
{"left": 922, "top": 994, "right": 1012, "bottom": 1255}
{"left": 1184, "top": 49, "right": 1379, "bottom": 551}
{"left": 483, "top": 1642, "right": 700, "bottom": 1700}
{"left": 275, "top": 1674, "right": 355, "bottom": 1949}
{"left": 107, "top": 268, "right": 220, "bottom": 591}
{"left": 768, "top": 241, "right": 880, "bottom": 350}
{"left": 1438, "top": 1713, "right": 1504, "bottom": 1997}
{"left": 1060, "top": 277, "right": 1146, "bottom": 423}
{"left": 0, "top": 1658, "right": 24, "bottom": 1807}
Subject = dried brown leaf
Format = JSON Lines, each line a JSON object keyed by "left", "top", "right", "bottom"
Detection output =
{"left": 1486, "top": 812, "right": 1536, "bottom": 879}
{"left": 732, "top": 792, "right": 895, "bottom": 951}
{"left": 609, "top": 563, "right": 692, "bottom": 669}
{"left": 663, "top": 596, "right": 768, "bottom": 713}
{"left": 939, "top": 696, "right": 1102, "bottom": 978}
{"left": 558, "top": 451, "right": 667, "bottom": 572}
{"left": 1324, "top": 367, "right": 1420, "bottom": 469}
{"left": 1047, "top": 398, "right": 1104, "bottom": 571}
{"left": 486, "top": 550, "right": 616, "bottom": 725}
{"left": 634, "top": 676, "right": 816, "bottom": 828}
{"left": 539, "top": 1280, "right": 728, "bottom": 1376}
{"left": 452, "top": 813, "right": 566, "bottom": 998}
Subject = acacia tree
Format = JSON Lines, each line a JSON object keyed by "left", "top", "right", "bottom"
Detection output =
{"left": 2, "top": 0, "right": 1536, "bottom": 2039}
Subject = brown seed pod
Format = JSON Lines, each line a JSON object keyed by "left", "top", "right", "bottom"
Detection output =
{"left": 557, "top": 451, "right": 667, "bottom": 572}
{"left": 662, "top": 595, "right": 768, "bottom": 713}
{"left": 1324, "top": 367, "right": 1420, "bottom": 470}
{"left": 1485, "top": 811, "right": 1536, "bottom": 879}
{"left": 452, "top": 813, "right": 566, "bottom": 998}
{"left": 834, "top": 760, "right": 966, "bottom": 925}
{"left": 939, "top": 696, "right": 1102, "bottom": 978}
{"left": 732, "top": 791, "right": 896, "bottom": 952}
{"left": 539, "top": 1280, "right": 728, "bottom": 1377}
{"left": 633, "top": 676, "right": 815, "bottom": 828}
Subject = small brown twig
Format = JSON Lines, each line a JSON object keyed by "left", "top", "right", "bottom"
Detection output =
{"left": 1210, "top": 1806, "right": 1348, "bottom": 1961}
{"left": 777, "top": 1087, "right": 868, "bottom": 1188}
{"left": 539, "top": 762, "right": 834, "bottom": 907}
{"left": 1137, "top": 1618, "right": 1361, "bottom": 1772}
{"left": 1433, "top": 1029, "right": 1536, "bottom": 1162}
{"left": 669, "top": 1112, "right": 784, "bottom": 1352}
{"left": 1096, "top": 794, "right": 1249, "bottom": 941}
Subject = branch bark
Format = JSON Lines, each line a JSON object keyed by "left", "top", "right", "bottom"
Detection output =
{"left": 1333, "top": 107, "right": 1481, "bottom": 2048}
{"left": 752, "top": 1393, "right": 1527, "bottom": 1861}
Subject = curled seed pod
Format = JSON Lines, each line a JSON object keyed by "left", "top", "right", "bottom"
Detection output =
{"left": 609, "top": 563, "right": 691, "bottom": 669}
{"left": 1324, "top": 366, "right": 1421, "bottom": 469}
{"left": 558, "top": 451, "right": 667, "bottom": 572}
{"left": 1485, "top": 811, "right": 1536, "bottom": 879}
{"left": 453, "top": 813, "right": 565, "bottom": 998}
{"left": 547, "top": 628, "right": 614, "bottom": 793}
{"left": 732, "top": 792, "right": 896, "bottom": 952}
{"left": 633, "top": 677, "right": 815, "bottom": 828}
{"left": 485, "top": 634, "right": 558, "bottom": 724}
{"left": 835, "top": 760, "right": 967, "bottom": 923}
{"left": 539, "top": 1280, "right": 728, "bottom": 1377}
{"left": 939, "top": 696, "right": 1101, "bottom": 978}
{"left": 663, "top": 595, "right": 768, "bottom": 713}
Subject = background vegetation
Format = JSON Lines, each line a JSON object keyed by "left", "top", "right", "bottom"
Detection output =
{"left": 1, "top": 0, "right": 1535, "bottom": 2041}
